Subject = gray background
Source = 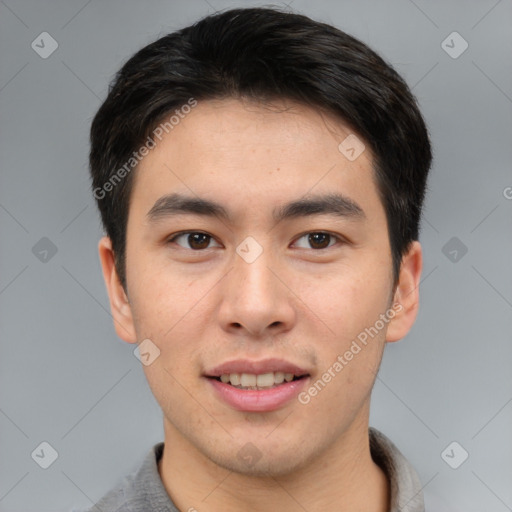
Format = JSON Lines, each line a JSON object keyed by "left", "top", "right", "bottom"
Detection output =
{"left": 0, "top": 0, "right": 511, "bottom": 510}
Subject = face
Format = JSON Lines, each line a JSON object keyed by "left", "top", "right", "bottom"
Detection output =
{"left": 100, "top": 98, "right": 421, "bottom": 477}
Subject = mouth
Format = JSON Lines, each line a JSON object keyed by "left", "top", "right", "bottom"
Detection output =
{"left": 204, "top": 359, "right": 311, "bottom": 412}
{"left": 208, "top": 371, "right": 308, "bottom": 390}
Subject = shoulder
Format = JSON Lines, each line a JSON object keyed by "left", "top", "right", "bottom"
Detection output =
{"left": 80, "top": 473, "right": 135, "bottom": 512}
{"left": 76, "top": 443, "right": 176, "bottom": 512}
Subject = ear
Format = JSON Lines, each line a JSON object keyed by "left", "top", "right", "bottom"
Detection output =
{"left": 98, "top": 236, "right": 137, "bottom": 344}
{"left": 385, "top": 240, "right": 423, "bottom": 343}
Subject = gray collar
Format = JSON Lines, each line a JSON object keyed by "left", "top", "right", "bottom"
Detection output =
{"left": 369, "top": 427, "right": 425, "bottom": 511}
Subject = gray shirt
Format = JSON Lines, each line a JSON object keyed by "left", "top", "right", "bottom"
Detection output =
{"left": 82, "top": 428, "right": 424, "bottom": 512}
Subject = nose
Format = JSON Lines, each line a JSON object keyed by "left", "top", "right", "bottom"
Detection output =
{"left": 217, "top": 247, "right": 296, "bottom": 338}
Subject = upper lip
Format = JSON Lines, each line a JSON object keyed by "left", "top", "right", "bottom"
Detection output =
{"left": 205, "top": 358, "right": 310, "bottom": 377}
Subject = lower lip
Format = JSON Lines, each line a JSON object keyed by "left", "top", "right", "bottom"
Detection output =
{"left": 207, "top": 377, "right": 309, "bottom": 412}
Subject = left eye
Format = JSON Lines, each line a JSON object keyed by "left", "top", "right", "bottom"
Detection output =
{"left": 293, "top": 232, "right": 339, "bottom": 250}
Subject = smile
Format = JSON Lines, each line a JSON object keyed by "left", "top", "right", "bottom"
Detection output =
{"left": 204, "top": 359, "right": 311, "bottom": 412}
{"left": 215, "top": 371, "right": 305, "bottom": 390}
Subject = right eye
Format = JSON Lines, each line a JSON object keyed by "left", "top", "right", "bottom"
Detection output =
{"left": 167, "top": 231, "right": 222, "bottom": 250}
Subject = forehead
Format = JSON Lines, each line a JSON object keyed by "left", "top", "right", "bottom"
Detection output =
{"left": 130, "top": 98, "right": 382, "bottom": 225}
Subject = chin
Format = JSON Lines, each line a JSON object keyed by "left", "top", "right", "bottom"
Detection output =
{"left": 204, "top": 442, "right": 313, "bottom": 478}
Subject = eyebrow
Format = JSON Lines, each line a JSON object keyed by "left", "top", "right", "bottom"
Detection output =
{"left": 146, "top": 192, "right": 365, "bottom": 224}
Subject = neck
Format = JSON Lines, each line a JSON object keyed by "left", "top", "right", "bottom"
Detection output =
{"left": 158, "top": 415, "right": 389, "bottom": 512}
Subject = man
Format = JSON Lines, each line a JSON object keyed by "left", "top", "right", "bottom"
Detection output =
{"left": 87, "top": 6, "right": 431, "bottom": 512}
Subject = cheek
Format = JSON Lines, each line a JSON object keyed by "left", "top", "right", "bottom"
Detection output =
{"left": 298, "top": 266, "right": 391, "bottom": 338}
{"left": 132, "top": 277, "right": 208, "bottom": 413}
{"left": 298, "top": 266, "right": 391, "bottom": 389}
{"left": 130, "top": 255, "right": 203, "bottom": 322}
{"left": 128, "top": 266, "right": 209, "bottom": 371}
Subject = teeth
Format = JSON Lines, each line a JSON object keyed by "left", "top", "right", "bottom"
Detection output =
{"left": 240, "top": 373, "right": 257, "bottom": 387}
{"left": 256, "top": 372, "right": 275, "bottom": 387}
{"left": 217, "top": 371, "right": 302, "bottom": 388}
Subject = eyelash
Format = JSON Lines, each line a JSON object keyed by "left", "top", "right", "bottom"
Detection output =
{"left": 166, "top": 231, "right": 345, "bottom": 251}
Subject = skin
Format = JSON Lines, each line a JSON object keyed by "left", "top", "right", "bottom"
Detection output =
{"left": 99, "top": 98, "right": 422, "bottom": 512}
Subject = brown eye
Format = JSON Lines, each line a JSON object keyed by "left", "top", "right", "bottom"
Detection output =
{"left": 294, "top": 232, "right": 339, "bottom": 250}
{"left": 168, "top": 232, "right": 221, "bottom": 250}
{"left": 187, "top": 233, "right": 210, "bottom": 249}
{"left": 308, "top": 232, "right": 331, "bottom": 249}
